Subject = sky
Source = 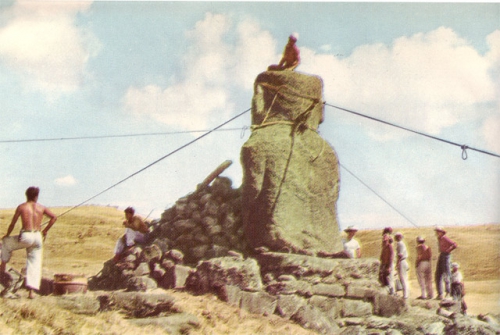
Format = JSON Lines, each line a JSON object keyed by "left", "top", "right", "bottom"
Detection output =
{"left": 0, "top": 1, "right": 499, "bottom": 231}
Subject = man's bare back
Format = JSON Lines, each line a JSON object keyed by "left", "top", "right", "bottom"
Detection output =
{"left": 3, "top": 191, "right": 57, "bottom": 239}
{"left": 17, "top": 202, "right": 45, "bottom": 231}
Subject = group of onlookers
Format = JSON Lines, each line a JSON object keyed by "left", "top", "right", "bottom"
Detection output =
{"left": 319, "top": 224, "right": 467, "bottom": 315}
{"left": 378, "top": 226, "right": 467, "bottom": 315}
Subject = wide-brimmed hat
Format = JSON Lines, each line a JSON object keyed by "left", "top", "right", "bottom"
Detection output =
{"left": 416, "top": 236, "right": 425, "bottom": 242}
{"left": 451, "top": 262, "right": 459, "bottom": 269}
{"left": 434, "top": 226, "right": 446, "bottom": 233}
{"left": 344, "top": 225, "right": 358, "bottom": 232}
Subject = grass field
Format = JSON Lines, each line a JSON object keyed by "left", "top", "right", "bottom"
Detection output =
{"left": 0, "top": 206, "right": 498, "bottom": 334}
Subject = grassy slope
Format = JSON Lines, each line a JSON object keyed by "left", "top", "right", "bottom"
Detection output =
{"left": 0, "top": 206, "right": 499, "bottom": 334}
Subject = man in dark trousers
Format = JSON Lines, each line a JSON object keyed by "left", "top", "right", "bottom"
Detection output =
{"left": 434, "top": 226, "right": 457, "bottom": 300}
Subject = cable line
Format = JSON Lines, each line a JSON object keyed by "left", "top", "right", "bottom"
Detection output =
{"left": 340, "top": 163, "right": 419, "bottom": 228}
{"left": 47, "top": 108, "right": 251, "bottom": 222}
{"left": 325, "top": 102, "right": 500, "bottom": 160}
{"left": 0, "top": 127, "right": 248, "bottom": 144}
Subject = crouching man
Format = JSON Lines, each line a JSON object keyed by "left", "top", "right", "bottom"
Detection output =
{"left": 1, "top": 187, "right": 57, "bottom": 299}
{"left": 113, "top": 207, "right": 149, "bottom": 262}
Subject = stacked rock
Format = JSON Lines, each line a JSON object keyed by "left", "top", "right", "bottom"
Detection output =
{"left": 149, "top": 176, "right": 249, "bottom": 265}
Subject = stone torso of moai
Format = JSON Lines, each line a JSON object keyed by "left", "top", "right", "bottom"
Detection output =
{"left": 241, "top": 70, "right": 342, "bottom": 255}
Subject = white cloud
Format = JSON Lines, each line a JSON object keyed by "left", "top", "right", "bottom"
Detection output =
{"left": 54, "top": 175, "right": 78, "bottom": 187}
{"left": 0, "top": 1, "right": 99, "bottom": 97}
{"left": 301, "top": 27, "right": 498, "bottom": 140}
{"left": 124, "top": 13, "right": 277, "bottom": 130}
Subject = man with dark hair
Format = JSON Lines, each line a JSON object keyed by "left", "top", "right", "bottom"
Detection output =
{"left": 1, "top": 187, "right": 57, "bottom": 299}
{"left": 113, "top": 207, "right": 149, "bottom": 262}
{"left": 268, "top": 34, "right": 301, "bottom": 71}
{"left": 379, "top": 227, "right": 395, "bottom": 295}
{"left": 434, "top": 226, "right": 457, "bottom": 300}
{"left": 415, "top": 236, "right": 433, "bottom": 300}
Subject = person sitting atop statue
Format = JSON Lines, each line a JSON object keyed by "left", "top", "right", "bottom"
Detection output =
{"left": 113, "top": 207, "right": 149, "bottom": 262}
{"left": 268, "top": 34, "right": 300, "bottom": 71}
{"left": 317, "top": 225, "right": 361, "bottom": 259}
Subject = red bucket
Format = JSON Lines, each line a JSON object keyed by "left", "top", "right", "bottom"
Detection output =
{"left": 53, "top": 273, "right": 88, "bottom": 295}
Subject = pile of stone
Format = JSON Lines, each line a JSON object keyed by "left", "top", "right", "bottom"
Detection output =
{"left": 88, "top": 171, "right": 250, "bottom": 292}
{"left": 150, "top": 175, "right": 249, "bottom": 265}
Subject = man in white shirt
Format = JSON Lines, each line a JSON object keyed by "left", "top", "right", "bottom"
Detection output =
{"left": 342, "top": 225, "right": 361, "bottom": 259}
{"left": 395, "top": 232, "right": 410, "bottom": 299}
{"left": 317, "top": 225, "right": 361, "bottom": 259}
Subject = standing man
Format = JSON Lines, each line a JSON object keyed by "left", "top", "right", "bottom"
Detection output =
{"left": 415, "top": 236, "right": 433, "bottom": 300}
{"left": 342, "top": 225, "right": 361, "bottom": 259}
{"left": 113, "top": 207, "right": 149, "bottom": 262}
{"left": 434, "top": 226, "right": 457, "bottom": 300}
{"left": 1, "top": 187, "right": 57, "bottom": 299}
{"left": 317, "top": 225, "right": 361, "bottom": 259}
{"left": 395, "top": 232, "right": 410, "bottom": 299}
{"left": 379, "top": 227, "right": 395, "bottom": 295}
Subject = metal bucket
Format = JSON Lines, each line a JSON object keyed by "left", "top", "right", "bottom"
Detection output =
{"left": 53, "top": 273, "right": 88, "bottom": 295}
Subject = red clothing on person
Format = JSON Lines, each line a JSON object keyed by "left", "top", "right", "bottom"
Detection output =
{"left": 279, "top": 43, "right": 300, "bottom": 68}
{"left": 380, "top": 242, "right": 394, "bottom": 266}
{"left": 438, "top": 235, "right": 457, "bottom": 253}
{"left": 416, "top": 244, "right": 432, "bottom": 265}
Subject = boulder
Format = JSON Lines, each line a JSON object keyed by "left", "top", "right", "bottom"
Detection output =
{"left": 98, "top": 292, "right": 176, "bottom": 318}
{"left": 239, "top": 291, "right": 278, "bottom": 316}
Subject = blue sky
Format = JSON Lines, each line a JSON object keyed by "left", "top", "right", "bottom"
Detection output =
{"left": 0, "top": 1, "right": 499, "bottom": 230}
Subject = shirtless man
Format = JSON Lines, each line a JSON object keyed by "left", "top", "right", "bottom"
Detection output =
{"left": 268, "top": 35, "right": 301, "bottom": 71}
{"left": 113, "top": 207, "right": 149, "bottom": 262}
{"left": 1, "top": 186, "right": 57, "bottom": 299}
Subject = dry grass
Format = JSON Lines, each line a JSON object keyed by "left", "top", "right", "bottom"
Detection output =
{"left": 0, "top": 206, "right": 499, "bottom": 334}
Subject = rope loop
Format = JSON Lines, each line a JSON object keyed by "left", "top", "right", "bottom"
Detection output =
{"left": 461, "top": 145, "right": 469, "bottom": 160}
{"left": 240, "top": 126, "right": 248, "bottom": 139}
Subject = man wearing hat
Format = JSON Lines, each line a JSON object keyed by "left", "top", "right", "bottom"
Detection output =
{"left": 415, "top": 236, "right": 433, "bottom": 299}
{"left": 342, "top": 225, "right": 361, "bottom": 259}
{"left": 395, "top": 232, "right": 410, "bottom": 299}
{"left": 317, "top": 225, "right": 361, "bottom": 259}
{"left": 434, "top": 226, "right": 457, "bottom": 300}
{"left": 379, "top": 227, "right": 395, "bottom": 295}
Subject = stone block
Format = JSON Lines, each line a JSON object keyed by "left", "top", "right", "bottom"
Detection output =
{"left": 291, "top": 304, "right": 340, "bottom": 334}
{"left": 266, "top": 280, "right": 312, "bottom": 296}
{"left": 134, "top": 262, "right": 151, "bottom": 276}
{"left": 312, "top": 283, "right": 345, "bottom": 297}
{"left": 217, "top": 284, "right": 242, "bottom": 307}
{"left": 373, "top": 293, "right": 407, "bottom": 317}
{"left": 186, "top": 256, "right": 262, "bottom": 294}
{"left": 239, "top": 291, "right": 277, "bottom": 316}
{"left": 275, "top": 294, "right": 308, "bottom": 319}
{"left": 126, "top": 275, "right": 158, "bottom": 292}
{"left": 309, "top": 295, "right": 340, "bottom": 319}
{"left": 346, "top": 285, "right": 377, "bottom": 300}
{"left": 161, "top": 265, "right": 192, "bottom": 289}
{"left": 342, "top": 299, "right": 373, "bottom": 317}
